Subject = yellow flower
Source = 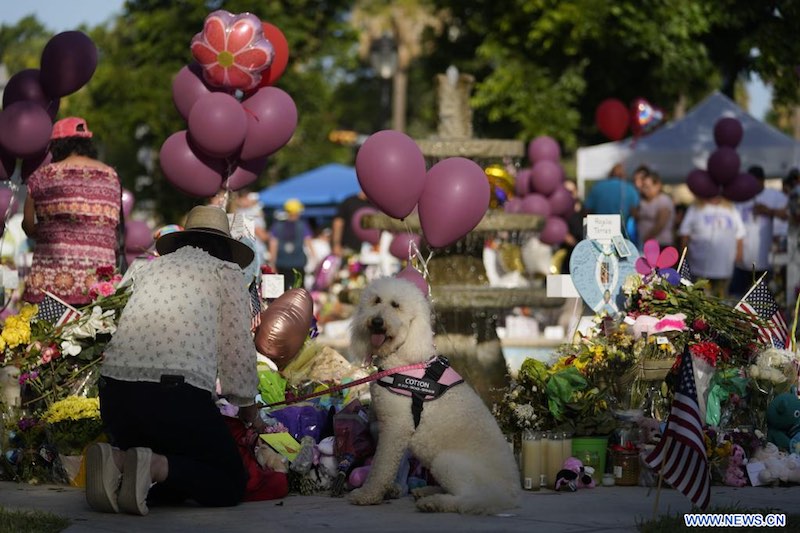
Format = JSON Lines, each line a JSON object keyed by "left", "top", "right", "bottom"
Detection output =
{"left": 591, "top": 345, "right": 604, "bottom": 357}
{"left": 19, "top": 304, "right": 38, "bottom": 321}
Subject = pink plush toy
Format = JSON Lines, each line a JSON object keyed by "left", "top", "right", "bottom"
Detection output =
{"left": 555, "top": 457, "right": 596, "bottom": 491}
{"left": 724, "top": 444, "right": 747, "bottom": 487}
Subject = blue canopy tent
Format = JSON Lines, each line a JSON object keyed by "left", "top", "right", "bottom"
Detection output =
{"left": 258, "top": 163, "right": 361, "bottom": 219}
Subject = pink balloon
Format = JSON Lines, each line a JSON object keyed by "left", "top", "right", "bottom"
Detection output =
{"left": 418, "top": 157, "right": 489, "bottom": 248}
{"left": 0, "top": 101, "right": 53, "bottom": 158}
{"left": 240, "top": 87, "right": 298, "bottom": 160}
{"left": 530, "top": 160, "right": 563, "bottom": 196}
{"left": 722, "top": 172, "right": 762, "bottom": 202}
{"left": 0, "top": 148, "right": 15, "bottom": 181}
{"left": 124, "top": 219, "right": 154, "bottom": 253}
{"left": 707, "top": 147, "right": 740, "bottom": 186}
{"left": 351, "top": 206, "right": 381, "bottom": 245}
{"left": 520, "top": 193, "right": 552, "bottom": 217}
{"left": 389, "top": 232, "right": 422, "bottom": 260}
{"left": 21, "top": 151, "right": 52, "bottom": 182}
{"left": 3, "top": 69, "right": 59, "bottom": 119}
{"left": 172, "top": 63, "right": 219, "bottom": 120}
{"left": 188, "top": 92, "right": 247, "bottom": 158}
{"left": 539, "top": 216, "right": 568, "bottom": 245}
{"left": 355, "top": 130, "right": 426, "bottom": 220}
{"left": 224, "top": 156, "right": 268, "bottom": 191}
{"left": 121, "top": 189, "right": 135, "bottom": 218}
{"left": 515, "top": 168, "right": 532, "bottom": 196}
{"left": 713, "top": 117, "right": 743, "bottom": 148}
{"left": 548, "top": 186, "right": 575, "bottom": 218}
{"left": 313, "top": 254, "right": 341, "bottom": 291}
{"left": 686, "top": 169, "right": 720, "bottom": 199}
{"left": 39, "top": 31, "right": 98, "bottom": 98}
{"left": 159, "top": 130, "right": 225, "bottom": 198}
{"left": 395, "top": 266, "right": 429, "bottom": 298}
{"left": 504, "top": 197, "right": 523, "bottom": 213}
{"left": 527, "top": 136, "right": 561, "bottom": 164}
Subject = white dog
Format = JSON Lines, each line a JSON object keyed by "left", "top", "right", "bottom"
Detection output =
{"left": 348, "top": 277, "right": 521, "bottom": 514}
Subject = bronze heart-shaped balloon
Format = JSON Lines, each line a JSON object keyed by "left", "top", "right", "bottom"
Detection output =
{"left": 255, "top": 288, "right": 313, "bottom": 370}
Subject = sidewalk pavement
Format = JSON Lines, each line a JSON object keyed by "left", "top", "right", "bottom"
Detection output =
{"left": 1, "top": 481, "right": 799, "bottom": 532}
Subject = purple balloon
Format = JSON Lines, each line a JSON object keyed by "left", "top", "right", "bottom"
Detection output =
{"left": 0, "top": 187, "right": 16, "bottom": 217}
{"left": 0, "top": 147, "right": 15, "bottom": 181}
{"left": 240, "top": 87, "right": 298, "bottom": 160}
{"left": 520, "top": 193, "right": 552, "bottom": 217}
{"left": 0, "top": 102, "right": 53, "bottom": 158}
{"left": 548, "top": 186, "right": 575, "bottom": 218}
{"left": 159, "top": 130, "right": 225, "bottom": 198}
{"left": 713, "top": 117, "right": 743, "bottom": 149}
{"left": 722, "top": 172, "right": 762, "bottom": 202}
{"left": 539, "top": 216, "right": 568, "bottom": 245}
{"left": 2, "top": 69, "right": 59, "bottom": 119}
{"left": 188, "top": 92, "right": 247, "bottom": 158}
{"left": 351, "top": 206, "right": 381, "bottom": 245}
{"left": 39, "top": 31, "right": 98, "bottom": 98}
{"left": 121, "top": 189, "right": 135, "bottom": 218}
{"left": 418, "top": 157, "right": 489, "bottom": 248}
{"left": 389, "top": 232, "right": 422, "bottom": 260}
{"left": 21, "top": 151, "right": 52, "bottom": 182}
{"left": 356, "top": 130, "right": 427, "bottom": 220}
{"left": 223, "top": 156, "right": 268, "bottom": 191}
{"left": 527, "top": 135, "right": 561, "bottom": 164}
{"left": 503, "top": 197, "right": 524, "bottom": 213}
{"left": 124, "top": 219, "right": 154, "bottom": 252}
{"left": 172, "top": 63, "right": 219, "bottom": 120}
{"left": 707, "top": 147, "right": 740, "bottom": 186}
{"left": 395, "top": 266, "right": 429, "bottom": 298}
{"left": 530, "top": 160, "right": 563, "bottom": 196}
{"left": 515, "top": 168, "right": 532, "bottom": 196}
{"left": 686, "top": 169, "right": 720, "bottom": 199}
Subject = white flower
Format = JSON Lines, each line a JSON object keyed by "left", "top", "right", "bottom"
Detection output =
{"left": 622, "top": 274, "right": 642, "bottom": 295}
{"left": 66, "top": 306, "right": 117, "bottom": 339}
{"left": 60, "top": 339, "right": 82, "bottom": 356}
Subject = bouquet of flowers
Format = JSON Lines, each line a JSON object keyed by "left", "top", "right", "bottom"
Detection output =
{"left": 1, "top": 413, "right": 56, "bottom": 483}
{"left": 42, "top": 396, "right": 104, "bottom": 456}
{"left": 492, "top": 358, "right": 552, "bottom": 434}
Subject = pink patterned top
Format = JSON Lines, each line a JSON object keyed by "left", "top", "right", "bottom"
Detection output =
{"left": 24, "top": 163, "right": 121, "bottom": 305}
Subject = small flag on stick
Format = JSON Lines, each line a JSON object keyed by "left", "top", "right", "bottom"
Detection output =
{"left": 734, "top": 273, "right": 790, "bottom": 349}
{"left": 677, "top": 247, "right": 694, "bottom": 285}
{"left": 249, "top": 281, "right": 262, "bottom": 332}
{"left": 35, "top": 291, "right": 82, "bottom": 327}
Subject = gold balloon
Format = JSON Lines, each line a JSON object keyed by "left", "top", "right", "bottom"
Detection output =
{"left": 485, "top": 165, "right": 515, "bottom": 208}
{"left": 255, "top": 288, "right": 314, "bottom": 370}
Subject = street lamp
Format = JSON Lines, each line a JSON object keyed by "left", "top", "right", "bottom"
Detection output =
{"left": 369, "top": 34, "right": 398, "bottom": 130}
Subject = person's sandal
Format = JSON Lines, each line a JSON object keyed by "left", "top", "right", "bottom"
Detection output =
{"left": 118, "top": 447, "right": 152, "bottom": 515}
{"left": 85, "top": 443, "right": 122, "bottom": 513}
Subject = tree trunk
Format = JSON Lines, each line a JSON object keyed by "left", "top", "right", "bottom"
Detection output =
{"left": 392, "top": 68, "right": 408, "bottom": 132}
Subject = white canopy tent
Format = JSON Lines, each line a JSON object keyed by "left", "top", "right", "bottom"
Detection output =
{"left": 576, "top": 92, "right": 800, "bottom": 196}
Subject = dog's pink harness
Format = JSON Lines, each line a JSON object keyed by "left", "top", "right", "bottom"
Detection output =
{"left": 377, "top": 356, "right": 463, "bottom": 427}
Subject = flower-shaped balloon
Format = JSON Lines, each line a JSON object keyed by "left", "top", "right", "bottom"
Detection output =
{"left": 190, "top": 10, "right": 274, "bottom": 91}
{"left": 636, "top": 239, "right": 679, "bottom": 284}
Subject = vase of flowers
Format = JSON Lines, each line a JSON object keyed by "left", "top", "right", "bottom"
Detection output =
{"left": 42, "top": 396, "right": 104, "bottom": 486}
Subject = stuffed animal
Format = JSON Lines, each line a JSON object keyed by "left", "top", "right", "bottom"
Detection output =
{"left": 766, "top": 386, "right": 800, "bottom": 452}
{"left": 755, "top": 443, "right": 800, "bottom": 485}
{"left": 723, "top": 444, "right": 747, "bottom": 487}
{"left": 555, "top": 457, "right": 596, "bottom": 492}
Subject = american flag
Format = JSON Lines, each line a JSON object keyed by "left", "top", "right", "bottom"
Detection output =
{"left": 734, "top": 275, "right": 789, "bottom": 348}
{"left": 249, "top": 281, "right": 262, "bottom": 331}
{"left": 677, "top": 248, "right": 694, "bottom": 285}
{"left": 644, "top": 348, "right": 710, "bottom": 510}
{"left": 35, "top": 291, "right": 82, "bottom": 327}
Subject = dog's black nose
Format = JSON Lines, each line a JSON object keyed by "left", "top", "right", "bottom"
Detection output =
{"left": 370, "top": 316, "right": 384, "bottom": 330}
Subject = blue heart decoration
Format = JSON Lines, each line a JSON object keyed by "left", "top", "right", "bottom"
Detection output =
{"left": 568, "top": 239, "right": 640, "bottom": 315}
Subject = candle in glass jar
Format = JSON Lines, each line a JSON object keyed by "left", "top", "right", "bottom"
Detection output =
{"left": 545, "top": 433, "right": 564, "bottom": 489}
{"left": 561, "top": 432, "right": 573, "bottom": 463}
{"left": 521, "top": 431, "right": 542, "bottom": 491}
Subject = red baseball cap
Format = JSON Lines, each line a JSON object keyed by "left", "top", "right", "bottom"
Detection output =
{"left": 51, "top": 117, "right": 93, "bottom": 140}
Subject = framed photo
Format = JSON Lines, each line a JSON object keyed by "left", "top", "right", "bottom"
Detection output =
{"left": 612, "top": 235, "right": 632, "bottom": 258}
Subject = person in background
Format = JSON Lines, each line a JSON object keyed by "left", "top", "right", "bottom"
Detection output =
{"left": 729, "top": 166, "right": 789, "bottom": 298}
{"left": 232, "top": 189, "right": 270, "bottom": 274}
{"left": 583, "top": 162, "right": 640, "bottom": 238}
{"left": 22, "top": 117, "right": 122, "bottom": 305}
{"left": 559, "top": 180, "right": 584, "bottom": 274}
{"left": 331, "top": 190, "right": 371, "bottom": 258}
{"left": 631, "top": 164, "right": 651, "bottom": 193}
{"left": 85, "top": 205, "right": 264, "bottom": 515}
{"left": 678, "top": 196, "right": 745, "bottom": 299}
{"left": 636, "top": 171, "right": 675, "bottom": 248}
{"left": 269, "top": 198, "right": 315, "bottom": 290}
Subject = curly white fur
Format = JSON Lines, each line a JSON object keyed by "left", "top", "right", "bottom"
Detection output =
{"left": 348, "top": 277, "right": 521, "bottom": 514}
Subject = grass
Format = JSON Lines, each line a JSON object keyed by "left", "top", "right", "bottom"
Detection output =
{"left": 0, "top": 507, "right": 70, "bottom": 533}
{"left": 638, "top": 506, "right": 800, "bottom": 532}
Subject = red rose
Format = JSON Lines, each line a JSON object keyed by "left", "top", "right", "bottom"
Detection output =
{"left": 652, "top": 290, "right": 668, "bottom": 300}
{"left": 692, "top": 318, "right": 708, "bottom": 331}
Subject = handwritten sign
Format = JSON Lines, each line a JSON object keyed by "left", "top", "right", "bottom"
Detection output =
{"left": 585, "top": 215, "right": 622, "bottom": 240}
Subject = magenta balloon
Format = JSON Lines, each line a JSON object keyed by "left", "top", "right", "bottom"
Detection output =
{"left": 520, "top": 193, "right": 552, "bottom": 217}
{"left": 504, "top": 197, "right": 523, "bottom": 213}
{"left": 172, "top": 63, "right": 218, "bottom": 120}
{"left": 529, "top": 160, "right": 563, "bottom": 196}
{"left": 159, "top": 130, "right": 225, "bottom": 198}
{"left": 539, "top": 216, "right": 568, "bottom": 245}
{"left": 713, "top": 117, "right": 744, "bottom": 149}
{"left": 706, "top": 147, "right": 740, "bottom": 186}
{"left": 395, "top": 266, "right": 429, "bottom": 298}
{"left": 389, "top": 232, "right": 422, "bottom": 260}
{"left": 0, "top": 147, "right": 15, "bottom": 181}
{"left": 515, "top": 168, "right": 532, "bottom": 196}
{"left": 2, "top": 69, "right": 59, "bottom": 119}
{"left": 187, "top": 92, "right": 247, "bottom": 158}
{"left": 722, "top": 172, "right": 762, "bottom": 202}
{"left": 548, "top": 186, "right": 575, "bottom": 218}
{"left": 686, "top": 169, "right": 720, "bottom": 199}
{"left": 0, "top": 102, "right": 53, "bottom": 158}
{"left": 125, "top": 219, "right": 154, "bottom": 252}
{"left": 240, "top": 87, "right": 298, "bottom": 160}
{"left": 355, "top": 130, "right": 427, "bottom": 220}
{"left": 121, "top": 189, "right": 135, "bottom": 218}
{"left": 223, "top": 156, "right": 268, "bottom": 191}
{"left": 39, "top": 31, "right": 98, "bottom": 98}
{"left": 0, "top": 188, "right": 16, "bottom": 216}
{"left": 21, "top": 151, "right": 52, "bottom": 182}
{"left": 527, "top": 136, "right": 561, "bottom": 164}
{"left": 351, "top": 206, "right": 381, "bottom": 245}
{"left": 418, "top": 157, "right": 489, "bottom": 248}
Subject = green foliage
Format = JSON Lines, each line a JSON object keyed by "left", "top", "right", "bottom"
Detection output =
{"left": 0, "top": 507, "right": 69, "bottom": 533}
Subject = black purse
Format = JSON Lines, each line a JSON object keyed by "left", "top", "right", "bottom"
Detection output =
{"left": 115, "top": 189, "right": 128, "bottom": 274}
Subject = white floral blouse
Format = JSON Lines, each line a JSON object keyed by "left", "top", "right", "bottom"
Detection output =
{"left": 101, "top": 246, "right": 257, "bottom": 406}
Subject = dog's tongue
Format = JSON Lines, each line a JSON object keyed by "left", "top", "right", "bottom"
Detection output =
{"left": 371, "top": 333, "right": 386, "bottom": 347}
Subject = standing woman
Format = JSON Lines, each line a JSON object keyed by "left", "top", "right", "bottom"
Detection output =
{"left": 22, "top": 117, "right": 122, "bottom": 305}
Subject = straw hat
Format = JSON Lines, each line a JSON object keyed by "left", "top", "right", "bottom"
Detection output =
{"left": 155, "top": 205, "right": 254, "bottom": 268}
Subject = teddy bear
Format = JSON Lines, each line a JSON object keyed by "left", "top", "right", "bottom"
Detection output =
{"left": 555, "top": 457, "right": 596, "bottom": 492}
{"left": 753, "top": 442, "right": 800, "bottom": 485}
{"left": 766, "top": 386, "right": 800, "bottom": 452}
{"left": 723, "top": 444, "right": 747, "bottom": 487}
